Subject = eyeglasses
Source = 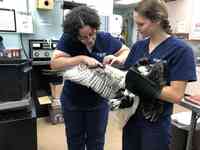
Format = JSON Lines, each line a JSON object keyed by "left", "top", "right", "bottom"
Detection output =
{"left": 78, "top": 31, "right": 97, "bottom": 42}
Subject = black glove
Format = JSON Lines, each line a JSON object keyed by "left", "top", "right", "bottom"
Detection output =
{"left": 125, "top": 58, "right": 167, "bottom": 122}
{"left": 125, "top": 59, "right": 167, "bottom": 101}
{"left": 125, "top": 66, "right": 161, "bottom": 100}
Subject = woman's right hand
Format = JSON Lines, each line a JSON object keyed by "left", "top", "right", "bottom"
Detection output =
{"left": 103, "top": 55, "right": 122, "bottom": 65}
{"left": 81, "top": 55, "right": 103, "bottom": 68}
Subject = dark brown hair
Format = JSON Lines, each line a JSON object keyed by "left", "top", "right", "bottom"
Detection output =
{"left": 134, "top": 0, "right": 172, "bottom": 34}
{"left": 63, "top": 6, "right": 100, "bottom": 39}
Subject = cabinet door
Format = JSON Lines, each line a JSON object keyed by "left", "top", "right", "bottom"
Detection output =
{"left": 189, "top": 0, "right": 200, "bottom": 40}
{"left": 167, "top": 0, "right": 192, "bottom": 34}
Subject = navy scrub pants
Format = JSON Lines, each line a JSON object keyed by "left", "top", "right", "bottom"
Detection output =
{"left": 122, "top": 113, "right": 171, "bottom": 150}
{"left": 62, "top": 106, "right": 109, "bottom": 150}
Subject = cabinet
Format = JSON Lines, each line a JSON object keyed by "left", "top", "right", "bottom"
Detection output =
{"left": 167, "top": 0, "right": 192, "bottom": 34}
{"left": 189, "top": 0, "right": 200, "bottom": 40}
{"left": 0, "top": 59, "right": 37, "bottom": 150}
{"left": 0, "top": 100, "right": 37, "bottom": 150}
{"left": 167, "top": 0, "right": 200, "bottom": 40}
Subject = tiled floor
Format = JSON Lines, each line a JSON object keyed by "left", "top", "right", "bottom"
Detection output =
{"left": 37, "top": 104, "right": 189, "bottom": 150}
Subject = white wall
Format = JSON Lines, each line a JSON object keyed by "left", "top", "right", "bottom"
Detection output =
{"left": 64, "top": 0, "right": 114, "bottom": 15}
{"left": 0, "top": 0, "right": 28, "bottom": 12}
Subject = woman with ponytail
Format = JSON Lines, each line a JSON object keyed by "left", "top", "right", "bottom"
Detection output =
{"left": 122, "top": 0, "right": 197, "bottom": 150}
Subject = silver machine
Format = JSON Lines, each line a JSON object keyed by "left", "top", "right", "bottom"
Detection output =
{"left": 29, "top": 39, "right": 57, "bottom": 65}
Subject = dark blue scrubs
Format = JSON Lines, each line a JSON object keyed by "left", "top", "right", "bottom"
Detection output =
{"left": 56, "top": 32, "right": 122, "bottom": 150}
{"left": 123, "top": 36, "right": 197, "bottom": 150}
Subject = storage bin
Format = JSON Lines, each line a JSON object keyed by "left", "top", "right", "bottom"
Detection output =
{"left": 0, "top": 59, "right": 31, "bottom": 102}
{"left": 0, "top": 102, "right": 37, "bottom": 150}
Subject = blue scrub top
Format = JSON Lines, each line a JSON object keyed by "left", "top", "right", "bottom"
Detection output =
{"left": 124, "top": 36, "right": 197, "bottom": 117}
{"left": 57, "top": 31, "right": 122, "bottom": 110}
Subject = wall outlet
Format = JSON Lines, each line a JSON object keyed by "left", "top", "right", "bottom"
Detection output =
{"left": 37, "top": 0, "right": 54, "bottom": 10}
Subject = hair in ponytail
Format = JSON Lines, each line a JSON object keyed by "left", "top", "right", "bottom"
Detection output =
{"left": 134, "top": 0, "right": 172, "bottom": 34}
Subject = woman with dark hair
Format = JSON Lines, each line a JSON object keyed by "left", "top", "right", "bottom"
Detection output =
{"left": 50, "top": 6, "right": 129, "bottom": 150}
{"left": 122, "top": 0, "right": 197, "bottom": 150}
